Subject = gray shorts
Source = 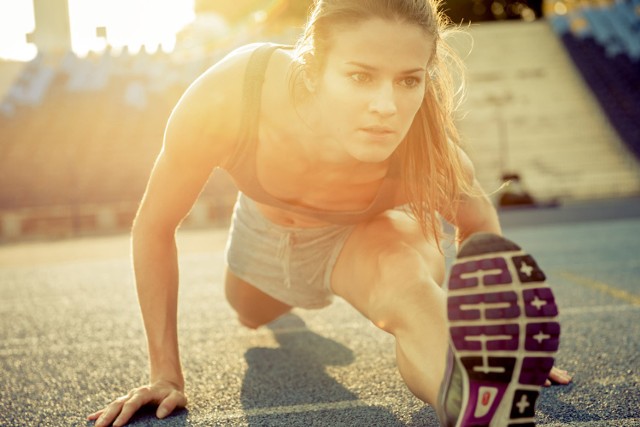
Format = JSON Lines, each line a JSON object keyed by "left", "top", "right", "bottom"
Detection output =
{"left": 225, "top": 193, "right": 356, "bottom": 309}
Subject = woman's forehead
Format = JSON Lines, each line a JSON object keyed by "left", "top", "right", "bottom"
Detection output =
{"left": 324, "top": 18, "right": 434, "bottom": 70}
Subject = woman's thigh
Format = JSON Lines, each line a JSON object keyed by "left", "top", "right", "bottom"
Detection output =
{"left": 224, "top": 267, "right": 292, "bottom": 329}
{"left": 330, "top": 209, "right": 446, "bottom": 326}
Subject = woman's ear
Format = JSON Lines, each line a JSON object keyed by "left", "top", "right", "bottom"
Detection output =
{"left": 302, "top": 53, "right": 318, "bottom": 93}
{"left": 303, "top": 70, "right": 317, "bottom": 93}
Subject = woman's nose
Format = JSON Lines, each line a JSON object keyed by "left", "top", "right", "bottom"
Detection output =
{"left": 369, "top": 83, "right": 397, "bottom": 117}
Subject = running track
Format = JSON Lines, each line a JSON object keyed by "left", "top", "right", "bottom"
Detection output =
{"left": 1, "top": 197, "right": 639, "bottom": 426}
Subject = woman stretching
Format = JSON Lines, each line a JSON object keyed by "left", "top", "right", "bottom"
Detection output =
{"left": 89, "top": 1, "right": 571, "bottom": 425}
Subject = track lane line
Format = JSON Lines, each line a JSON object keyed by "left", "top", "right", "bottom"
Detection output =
{"left": 557, "top": 272, "right": 640, "bottom": 306}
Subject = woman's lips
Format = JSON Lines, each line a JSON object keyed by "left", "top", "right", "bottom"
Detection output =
{"left": 361, "top": 126, "right": 395, "bottom": 135}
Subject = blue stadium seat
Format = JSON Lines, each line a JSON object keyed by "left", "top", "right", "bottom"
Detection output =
{"left": 548, "top": 1, "right": 640, "bottom": 160}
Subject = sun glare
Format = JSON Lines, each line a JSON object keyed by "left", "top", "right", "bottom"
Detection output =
{"left": 68, "top": 0, "right": 195, "bottom": 56}
{"left": 0, "top": 0, "right": 37, "bottom": 61}
{"left": 0, "top": 0, "right": 195, "bottom": 61}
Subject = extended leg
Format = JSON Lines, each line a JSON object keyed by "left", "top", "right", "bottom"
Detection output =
{"left": 331, "top": 212, "right": 560, "bottom": 426}
{"left": 331, "top": 210, "right": 448, "bottom": 405}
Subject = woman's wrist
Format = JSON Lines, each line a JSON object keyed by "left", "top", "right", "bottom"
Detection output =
{"left": 149, "top": 357, "right": 184, "bottom": 389}
{"left": 149, "top": 373, "right": 185, "bottom": 390}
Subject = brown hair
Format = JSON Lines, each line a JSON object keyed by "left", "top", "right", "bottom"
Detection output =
{"left": 293, "top": 0, "right": 473, "bottom": 248}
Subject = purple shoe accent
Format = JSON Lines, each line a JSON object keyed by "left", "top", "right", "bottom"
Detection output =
{"left": 486, "top": 324, "right": 520, "bottom": 351}
{"left": 525, "top": 322, "right": 561, "bottom": 352}
{"left": 520, "top": 357, "right": 555, "bottom": 386}
{"left": 523, "top": 288, "right": 559, "bottom": 318}
{"left": 512, "top": 255, "right": 546, "bottom": 283}
{"left": 448, "top": 257, "right": 513, "bottom": 290}
{"left": 450, "top": 325, "right": 519, "bottom": 351}
{"left": 448, "top": 291, "right": 520, "bottom": 322}
{"left": 449, "top": 262, "right": 480, "bottom": 290}
{"left": 485, "top": 291, "right": 520, "bottom": 320}
{"left": 450, "top": 326, "right": 482, "bottom": 351}
{"left": 481, "top": 257, "right": 512, "bottom": 286}
{"left": 509, "top": 390, "right": 539, "bottom": 419}
{"left": 461, "top": 357, "right": 516, "bottom": 382}
{"left": 448, "top": 294, "right": 482, "bottom": 321}
{"left": 465, "top": 381, "right": 509, "bottom": 425}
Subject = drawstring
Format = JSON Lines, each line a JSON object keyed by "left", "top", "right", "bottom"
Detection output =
{"left": 277, "top": 231, "right": 294, "bottom": 288}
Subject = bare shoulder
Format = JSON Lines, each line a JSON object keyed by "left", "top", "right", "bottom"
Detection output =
{"left": 162, "top": 43, "right": 272, "bottom": 167}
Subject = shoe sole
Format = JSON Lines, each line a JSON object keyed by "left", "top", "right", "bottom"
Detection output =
{"left": 446, "top": 233, "right": 559, "bottom": 427}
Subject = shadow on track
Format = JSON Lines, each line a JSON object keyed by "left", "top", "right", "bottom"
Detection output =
{"left": 240, "top": 314, "right": 405, "bottom": 426}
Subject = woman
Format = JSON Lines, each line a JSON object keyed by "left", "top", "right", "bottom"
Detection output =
{"left": 89, "top": 1, "right": 571, "bottom": 425}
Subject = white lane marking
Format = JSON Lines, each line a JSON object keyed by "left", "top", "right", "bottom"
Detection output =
{"left": 557, "top": 272, "right": 640, "bottom": 306}
{"left": 209, "top": 399, "right": 381, "bottom": 420}
{"left": 559, "top": 305, "right": 640, "bottom": 315}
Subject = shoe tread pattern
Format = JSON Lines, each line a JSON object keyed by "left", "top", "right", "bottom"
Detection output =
{"left": 446, "top": 234, "right": 560, "bottom": 427}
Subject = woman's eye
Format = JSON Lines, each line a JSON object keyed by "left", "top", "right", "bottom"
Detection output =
{"left": 400, "top": 77, "right": 421, "bottom": 88}
{"left": 350, "top": 73, "right": 371, "bottom": 83}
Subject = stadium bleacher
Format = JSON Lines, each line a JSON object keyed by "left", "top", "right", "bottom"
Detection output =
{"left": 547, "top": 0, "right": 640, "bottom": 157}
{"left": 451, "top": 9, "right": 640, "bottom": 204}
{"left": 0, "top": 50, "right": 201, "bottom": 239}
{"left": 0, "top": 13, "right": 283, "bottom": 240}
{"left": 1, "top": 3, "right": 639, "bottom": 241}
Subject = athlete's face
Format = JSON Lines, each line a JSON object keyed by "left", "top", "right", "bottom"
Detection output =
{"left": 310, "top": 18, "right": 434, "bottom": 163}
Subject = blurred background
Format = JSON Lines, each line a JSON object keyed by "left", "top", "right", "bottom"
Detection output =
{"left": 0, "top": 0, "right": 638, "bottom": 242}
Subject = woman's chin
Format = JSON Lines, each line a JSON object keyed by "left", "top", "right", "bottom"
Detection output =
{"left": 347, "top": 142, "right": 399, "bottom": 163}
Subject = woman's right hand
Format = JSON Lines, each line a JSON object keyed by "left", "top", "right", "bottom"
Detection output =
{"left": 87, "top": 380, "right": 187, "bottom": 427}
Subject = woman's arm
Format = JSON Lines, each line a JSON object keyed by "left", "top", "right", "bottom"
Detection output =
{"left": 445, "top": 147, "right": 502, "bottom": 244}
{"left": 89, "top": 150, "right": 217, "bottom": 427}
{"left": 88, "top": 48, "right": 250, "bottom": 426}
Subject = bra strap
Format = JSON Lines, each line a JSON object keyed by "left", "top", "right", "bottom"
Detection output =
{"left": 227, "top": 44, "right": 283, "bottom": 170}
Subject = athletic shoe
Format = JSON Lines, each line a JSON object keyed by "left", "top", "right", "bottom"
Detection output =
{"left": 437, "top": 233, "right": 560, "bottom": 427}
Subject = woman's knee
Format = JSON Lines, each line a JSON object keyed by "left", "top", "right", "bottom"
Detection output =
{"left": 332, "top": 210, "right": 446, "bottom": 332}
{"left": 367, "top": 244, "right": 444, "bottom": 333}
{"left": 224, "top": 268, "right": 291, "bottom": 329}
{"left": 364, "top": 211, "right": 446, "bottom": 285}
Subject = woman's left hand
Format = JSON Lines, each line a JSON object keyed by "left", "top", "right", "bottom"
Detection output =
{"left": 545, "top": 366, "right": 572, "bottom": 386}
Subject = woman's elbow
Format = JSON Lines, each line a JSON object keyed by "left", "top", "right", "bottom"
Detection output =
{"left": 131, "top": 208, "right": 178, "bottom": 244}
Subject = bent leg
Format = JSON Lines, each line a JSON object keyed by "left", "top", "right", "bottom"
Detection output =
{"left": 331, "top": 209, "right": 448, "bottom": 405}
{"left": 224, "top": 268, "right": 292, "bottom": 329}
